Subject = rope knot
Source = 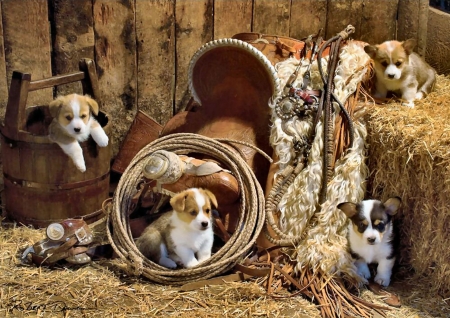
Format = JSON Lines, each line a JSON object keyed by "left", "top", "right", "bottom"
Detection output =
{"left": 337, "top": 25, "right": 355, "bottom": 40}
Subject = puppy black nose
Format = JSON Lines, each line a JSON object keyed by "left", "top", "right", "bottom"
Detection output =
{"left": 387, "top": 74, "right": 395, "bottom": 79}
{"left": 367, "top": 237, "right": 376, "bottom": 244}
{"left": 74, "top": 127, "right": 81, "bottom": 133}
{"left": 201, "top": 222, "right": 209, "bottom": 228}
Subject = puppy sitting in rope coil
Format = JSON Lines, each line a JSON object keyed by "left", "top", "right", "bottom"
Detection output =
{"left": 136, "top": 188, "right": 217, "bottom": 269}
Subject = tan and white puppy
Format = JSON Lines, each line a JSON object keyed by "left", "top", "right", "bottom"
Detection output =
{"left": 48, "top": 94, "right": 109, "bottom": 172}
{"left": 135, "top": 188, "right": 217, "bottom": 269}
{"left": 364, "top": 39, "right": 436, "bottom": 108}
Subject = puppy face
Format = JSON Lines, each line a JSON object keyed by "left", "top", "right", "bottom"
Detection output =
{"left": 49, "top": 94, "right": 99, "bottom": 137}
{"left": 364, "top": 39, "right": 416, "bottom": 81}
{"left": 338, "top": 197, "right": 401, "bottom": 245}
{"left": 170, "top": 188, "right": 218, "bottom": 231}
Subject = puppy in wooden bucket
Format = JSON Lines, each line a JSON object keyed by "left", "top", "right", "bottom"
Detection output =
{"left": 48, "top": 94, "right": 109, "bottom": 172}
{"left": 136, "top": 188, "right": 217, "bottom": 269}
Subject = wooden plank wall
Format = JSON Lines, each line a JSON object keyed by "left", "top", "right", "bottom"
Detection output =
{"left": 0, "top": 0, "right": 446, "bottom": 156}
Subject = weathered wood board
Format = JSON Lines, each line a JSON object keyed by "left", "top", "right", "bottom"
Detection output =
{"left": 426, "top": 7, "right": 450, "bottom": 74}
{"left": 325, "top": 0, "right": 363, "bottom": 40}
{"left": 253, "top": 0, "right": 291, "bottom": 36}
{"left": 93, "top": 0, "right": 137, "bottom": 155}
{"left": 2, "top": 0, "right": 52, "bottom": 107}
{"left": 135, "top": 0, "right": 175, "bottom": 125}
{"left": 289, "top": 0, "right": 327, "bottom": 40}
{"left": 359, "top": 0, "right": 398, "bottom": 44}
{"left": 214, "top": 0, "right": 252, "bottom": 39}
{"left": 51, "top": 0, "right": 95, "bottom": 96}
{"left": 175, "top": 0, "right": 213, "bottom": 112}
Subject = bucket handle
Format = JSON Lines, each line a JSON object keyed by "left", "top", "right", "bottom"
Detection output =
{"left": 1, "top": 58, "right": 100, "bottom": 140}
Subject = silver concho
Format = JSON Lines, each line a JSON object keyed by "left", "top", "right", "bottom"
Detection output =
{"left": 275, "top": 96, "right": 304, "bottom": 120}
{"left": 46, "top": 223, "right": 65, "bottom": 241}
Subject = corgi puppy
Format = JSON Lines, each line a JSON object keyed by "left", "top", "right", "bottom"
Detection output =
{"left": 337, "top": 197, "right": 401, "bottom": 287}
{"left": 48, "top": 94, "right": 109, "bottom": 172}
{"left": 135, "top": 188, "right": 217, "bottom": 269}
{"left": 364, "top": 39, "right": 436, "bottom": 108}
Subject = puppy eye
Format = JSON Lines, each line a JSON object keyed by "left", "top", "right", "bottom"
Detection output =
{"left": 206, "top": 209, "right": 210, "bottom": 214}
{"left": 395, "top": 61, "right": 402, "bottom": 67}
{"left": 80, "top": 114, "right": 87, "bottom": 119}
{"left": 65, "top": 115, "right": 72, "bottom": 121}
{"left": 358, "top": 222, "right": 367, "bottom": 231}
{"left": 190, "top": 211, "right": 196, "bottom": 216}
{"left": 381, "top": 61, "right": 388, "bottom": 67}
{"left": 377, "top": 222, "right": 386, "bottom": 231}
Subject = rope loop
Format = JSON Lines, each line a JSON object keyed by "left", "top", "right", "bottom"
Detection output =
{"left": 107, "top": 133, "right": 267, "bottom": 285}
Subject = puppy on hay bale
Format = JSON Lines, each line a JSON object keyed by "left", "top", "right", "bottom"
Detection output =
{"left": 364, "top": 74, "right": 450, "bottom": 297}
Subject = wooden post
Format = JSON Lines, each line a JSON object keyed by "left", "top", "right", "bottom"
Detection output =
{"left": 397, "top": 0, "right": 429, "bottom": 57}
{"left": 2, "top": 71, "right": 31, "bottom": 139}
{"left": 135, "top": 0, "right": 175, "bottom": 124}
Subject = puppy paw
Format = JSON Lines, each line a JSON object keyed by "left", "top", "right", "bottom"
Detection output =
{"left": 415, "top": 92, "right": 424, "bottom": 100}
{"left": 159, "top": 257, "right": 177, "bottom": 269}
{"left": 74, "top": 160, "right": 86, "bottom": 172}
{"left": 95, "top": 134, "right": 109, "bottom": 147}
{"left": 374, "top": 272, "right": 391, "bottom": 287}
{"left": 184, "top": 259, "right": 199, "bottom": 268}
{"left": 90, "top": 126, "right": 109, "bottom": 147}
{"left": 401, "top": 101, "right": 415, "bottom": 108}
{"left": 355, "top": 261, "right": 371, "bottom": 280}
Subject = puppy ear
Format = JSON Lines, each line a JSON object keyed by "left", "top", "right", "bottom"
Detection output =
{"left": 337, "top": 202, "right": 358, "bottom": 218}
{"left": 402, "top": 39, "right": 416, "bottom": 55}
{"left": 364, "top": 45, "right": 378, "bottom": 59}
{"left": 85, "top": 95, "right": 99, "bottom": 116}
{"left": 203, "top": 189, "right": 218, "bottom": 209}
{"left": 170, "top": 192, "right": 187, "bottom": 212}
{"left": 384, "top": 197, "right": 401, "bottom": 216}
{"left": 48, "top": 97, "right": 64, "bottom": 118}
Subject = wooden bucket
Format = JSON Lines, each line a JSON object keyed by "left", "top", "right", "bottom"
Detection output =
{"left": 0, "top": 59, "right": 112, "bottom": 228}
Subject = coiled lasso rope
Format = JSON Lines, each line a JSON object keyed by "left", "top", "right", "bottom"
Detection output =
{"left": 106, "top": 133, "right": 267, "bottom": 285}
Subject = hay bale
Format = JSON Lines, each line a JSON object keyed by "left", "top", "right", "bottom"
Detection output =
{"left": 364, "top": 74, "right": 450, "bottom": 296}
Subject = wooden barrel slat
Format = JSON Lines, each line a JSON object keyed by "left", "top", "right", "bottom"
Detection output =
{"left": 1, "top": 109, "right": 111, "bottom": 228}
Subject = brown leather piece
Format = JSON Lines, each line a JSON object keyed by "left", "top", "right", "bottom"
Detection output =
{"left": 367, "top": 281, "right": 402, "bottom": 308}
{"left": 112, "top": 110, "right": 163, "bottom": 174}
